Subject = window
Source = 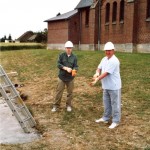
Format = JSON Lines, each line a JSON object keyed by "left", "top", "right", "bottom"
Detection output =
{"left": 74, "top": 22, "right": 77, "bottom": 31}
{"left": 120, "top": 0, "right": 124, "bottom": 22}
{"left": 112, "top": 2, "right": 117, "bottom": 23}
{"left": 146, "top": 0, "right": 150, "bottom": 20}
{"left": 85, "top": 8, "right": 89, "bottom": 26}
{"left": 105, "top": 3, "right": 110, "bottom": 24}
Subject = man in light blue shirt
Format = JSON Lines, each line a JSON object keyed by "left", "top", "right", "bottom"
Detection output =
{"left": 91, "top": 42, "right": 122, "bottom": 129}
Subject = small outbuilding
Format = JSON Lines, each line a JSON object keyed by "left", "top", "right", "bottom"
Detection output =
{"left": 44, "top": 10, "right": 80, "bottom": 50}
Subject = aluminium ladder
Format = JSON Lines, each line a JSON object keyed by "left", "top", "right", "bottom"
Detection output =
{"left": 0, "top": 65, "right": 36, "bottom": 133}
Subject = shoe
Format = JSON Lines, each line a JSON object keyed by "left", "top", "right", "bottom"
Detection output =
{"left": 108, "top": 122, "right": 119, "bottom": 129}
{"left": 67, "top": 106, "right": 72, "bottom": 112}
{"left": 95, "top": 118, "right": 108, "bottom": 123}
{"left": 51, "top": 107, "right": 57, "bottom": 112}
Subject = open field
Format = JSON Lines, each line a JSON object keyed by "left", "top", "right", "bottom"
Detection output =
{"left": 0, "top": 49, "right": 150, "bottom": 150}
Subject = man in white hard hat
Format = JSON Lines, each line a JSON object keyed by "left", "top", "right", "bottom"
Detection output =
{"left": 91, "top": 42, "right": 122, "bottom": 129}
{"left": 51, "top": 41, "right": 78, "bottom": 112}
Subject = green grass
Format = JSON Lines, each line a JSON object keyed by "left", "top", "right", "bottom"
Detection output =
{"left": 0, "top": 49, "right": 150, "bottom": 150}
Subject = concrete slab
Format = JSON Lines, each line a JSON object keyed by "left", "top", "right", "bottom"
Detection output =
{"left": 0, "top": 97, "right": 41, "bottom": 144}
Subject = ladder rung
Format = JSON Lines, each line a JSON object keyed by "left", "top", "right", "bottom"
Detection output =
{"left": 0, "top": 65, "right": 36, "bottom": 133}
{"left": 2, "top": 84, "right": 12, "bottom": 88}
{"left": 10, "top": 95, "right": 18, "bottom": 100}
{"left": 16, "top": 105, "right": 25, "bottom": 110}
{"left": 23, "top": 117, "right": 31, "bottom": 122}
{"left": 0, "top": 74, "right": 5, "bottom": 77}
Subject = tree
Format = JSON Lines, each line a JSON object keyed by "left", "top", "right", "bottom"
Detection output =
{"left": 0, "top": 35, "right": 7, "bottom": 42}
{"left": 4, "top": 35, "right": 7, "bottom": 40}
{"left": 34, "top": 29, "right": 47, "bottom": 43}
{"left": 8, "top": 34, "right": 12, "bottom": 41}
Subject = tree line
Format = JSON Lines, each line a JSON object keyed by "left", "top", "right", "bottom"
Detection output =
{"left": 0, "top": 28, "right": 47, "bottom": 43}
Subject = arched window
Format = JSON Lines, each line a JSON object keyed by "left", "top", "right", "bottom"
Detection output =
{"left": 112, "top": 2, "right": 117, "bottom": 23}
{"left": 85, "top": 8, "right": 90, "bottom": 26}
{"left": 105, "top": 3, "right": 110, "bottom": 24}
{"left": 74, "top": 22, "right": 77, "bottom": 31}
{"left": 146, "top": 0, "right": 150, "bottom": 19}
{"left": 120, "top": 0, "right": 124, "bottom": 22}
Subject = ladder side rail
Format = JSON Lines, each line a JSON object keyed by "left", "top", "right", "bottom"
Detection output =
{"left": 0, "top": 86, "right": 29, "bottom": 133}
{"left": 0, "top": 65, "right": 36, "bottom": 130}
{"left": 0, "top": 82, "right": 36, "bottom": 127}
{"left": 0, "top": 72, "right": 19, "bottom": 95}
{"left": 22, "top": 105, "right": 36, "bottom": 127}
{"left": 0, "top": 66, "right": 19, "bottom": 98}
{"left": 0, "top": 67, "right": 33, "bottom": 120}
{"left": 0, "top": 66, "right": 10, "bottom": 83}
{"left": 16, "top": 102, "right": 36, "bottom": 127}
{"left": 0, "top": 75, "right": 11, "bottom": 87}
{"left": 0, "top": 75, "right": 27, "bottom": 116}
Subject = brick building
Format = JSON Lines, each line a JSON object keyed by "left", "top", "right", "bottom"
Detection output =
{"left": 45, "top": 0, "right": 150, "bottom": 53}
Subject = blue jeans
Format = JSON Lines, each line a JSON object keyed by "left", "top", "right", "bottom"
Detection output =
{"left": 102, "top": 89, "right": 121, "bottom": 124}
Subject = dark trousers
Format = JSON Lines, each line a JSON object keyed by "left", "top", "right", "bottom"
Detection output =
{"left": 53, "top": 78, "right": 74, "bottom": 108}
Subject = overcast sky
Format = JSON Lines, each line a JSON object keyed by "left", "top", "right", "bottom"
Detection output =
{"left": 0, "top": 0, "right": 80, "bottom": 40}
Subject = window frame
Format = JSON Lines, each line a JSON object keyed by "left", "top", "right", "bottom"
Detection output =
{"left": 105, "top": 3, "right": 110, "bottom": 24}
{"left": 112, "top": 1, "right": 117, "bottom": 23}
{"left": 119, "top": 0, "right": 124, "bottom": 23}
{"left": 146, "top": 0, "right": 150, "bottom": 21}
{"left": 85, "top": 8, "right": 90, "bottom": 27}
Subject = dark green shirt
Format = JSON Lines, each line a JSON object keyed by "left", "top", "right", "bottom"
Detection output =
{"left": 57, "top": 52, "right": 78, "bottom": 81}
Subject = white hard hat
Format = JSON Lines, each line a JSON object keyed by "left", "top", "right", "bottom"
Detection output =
{"left": 65, "top": 41, "right": 73, "bottom": 48}
{"left": 104, "top": 42, "right": 115, "bottom": 50}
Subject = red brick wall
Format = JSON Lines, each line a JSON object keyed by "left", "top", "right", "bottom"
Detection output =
{"left": 46, "top": 0, "right": 150, "bottom": 52}
{"left": 68, "top": 13, "right": 80, "bottom": 44}
{"left": 135, "top": 0, "right": 150, "bottom": 43}
{"left": 79, "top": 7, "right": 97, "bottom": 44}
{"left": 100, "top": 0, "right": 150, "bottom": 45}
{"left": 80, "top": 8, "right": 90, "bottom": 44}
{"left": 101, "top": 0, "right": 135, "bottom": 44}
{"left": 47, "top": 13, "right": 80, "bottom": 44}
{"left": 48, "top": 21, "right": 68, "bottom": 43}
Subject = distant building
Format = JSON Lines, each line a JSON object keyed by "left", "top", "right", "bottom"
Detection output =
{"left": 16, "top": 31, "right": 47, "bottom": 43}
{"left": 27, "top": 34, "right": 38, "bottom": 42}
{"left": 45, "top": 0, "right": 150, "bottom": 53}
{"left": 5, "top": 40, "right": 10, "bottom": 43}
{"left": 17, "top": 31, "right": 34, "bottom": 42}
{"left": 5, "top": 40, "right": 14, "bottom": 43}
{"left": 44, "top": 10, "right": 79, "bottom": 50}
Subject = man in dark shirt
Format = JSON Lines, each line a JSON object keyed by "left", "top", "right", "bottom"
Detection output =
{"left": 51, "top": 41, "right": 78, "bottom": 112}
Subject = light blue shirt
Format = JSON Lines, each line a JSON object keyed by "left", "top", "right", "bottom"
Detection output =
{"left": 98, "top": 55, "right": 121, "bottom": 90}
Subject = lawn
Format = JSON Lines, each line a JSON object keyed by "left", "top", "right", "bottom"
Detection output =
{"left": 0, "top": 49, "right": 150, "bottom": 150}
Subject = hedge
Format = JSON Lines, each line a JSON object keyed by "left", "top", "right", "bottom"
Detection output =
{"left": 0, "top": 45, "right": 46, "bottom": 51}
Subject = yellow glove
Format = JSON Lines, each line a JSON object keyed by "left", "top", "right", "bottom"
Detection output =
{"left": 72, "top": 70, "right": 77, "bottom": 76}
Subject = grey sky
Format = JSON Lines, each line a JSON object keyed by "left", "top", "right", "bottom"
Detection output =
{"left": 0, "top": 0, "right": 80, "bottom": 40}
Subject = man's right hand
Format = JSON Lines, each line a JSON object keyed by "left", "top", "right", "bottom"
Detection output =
{"left": 91, "top": 77, "right": 99, "bottom": 86}
{"left": 63, "top": 67, "right": 72, "bottom": 73}
{"left": 93, "top": 72, "right": 99, "bottom": 78}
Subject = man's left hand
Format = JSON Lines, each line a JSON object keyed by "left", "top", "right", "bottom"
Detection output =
{"left": 91, "top": 77, "right": 99, "bottom": 86}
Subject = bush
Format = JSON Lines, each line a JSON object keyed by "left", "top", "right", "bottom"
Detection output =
{"left": 0, "top": 44, "right": 46, "bottom": 51}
